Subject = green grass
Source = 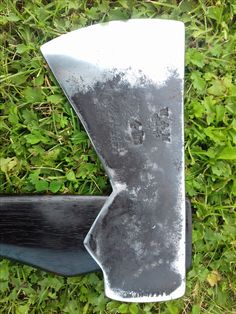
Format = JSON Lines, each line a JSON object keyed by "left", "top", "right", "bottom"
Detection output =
{"left": 0, "top": 0, "right": 235, "bottom": 313}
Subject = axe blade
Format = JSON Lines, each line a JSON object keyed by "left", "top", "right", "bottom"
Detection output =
{"left": 41, "top": 19, "right": 185, "bottom": 302}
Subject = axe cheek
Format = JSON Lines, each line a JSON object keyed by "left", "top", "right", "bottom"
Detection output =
{"left": 41, "top": 19, "right": 186, "bottom": 302}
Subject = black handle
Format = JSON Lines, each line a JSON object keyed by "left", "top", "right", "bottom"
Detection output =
{"left": 0, "top": 195, "right": 106, "bottom": 275}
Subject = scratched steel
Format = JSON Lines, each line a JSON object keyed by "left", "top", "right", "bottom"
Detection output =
{"left": 41, "top": 19, "right": 185, "bottom": 302}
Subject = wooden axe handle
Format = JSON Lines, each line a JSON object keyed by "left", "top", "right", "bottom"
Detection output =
{"left": 0, "top": 195, "right": 105, "bottom": 275}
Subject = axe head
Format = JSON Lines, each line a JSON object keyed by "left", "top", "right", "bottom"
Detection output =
{"left": 41, "top": 19, "right": 185, "bottom": 302}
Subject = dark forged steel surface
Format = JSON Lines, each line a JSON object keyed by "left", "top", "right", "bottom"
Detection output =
{"left": 73, "top": 71, "right": 184, "bottom": 299}
{"left": 41, "top": 19, "right": 186, "bottom": 302}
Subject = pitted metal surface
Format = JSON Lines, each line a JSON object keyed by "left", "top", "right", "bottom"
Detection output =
{"left": 41, "top": 19, "right": 185, "bottom": 302}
